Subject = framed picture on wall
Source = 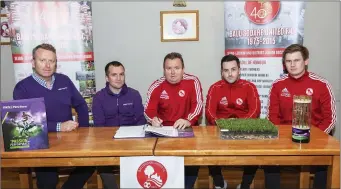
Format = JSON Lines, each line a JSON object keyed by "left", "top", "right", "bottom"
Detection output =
{"left": 160, "top": 10, "right": 199, "bottom": 42}
{"left": 1, "top": 14, "right": 11, "bottom": 45}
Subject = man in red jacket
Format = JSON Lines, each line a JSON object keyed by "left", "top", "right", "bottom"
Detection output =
{"left": 240, "top": 44, "right": 337, "bottom": 189}
{"left": 262, "top": 44, "right": 336, "bottom": 189}
{"left": 144, "top": 52, "right": 203, "bottom": 129}
{"left": 268, "top": 44, "right": 336, "bottom": 133}
{"left": 266, "top": 44, "right": 336, "bottom": 189}
{"left": 206, "top": 54, "right": 266, "bottom": 189}
{"left": 145, "top": 52, "right": 227, "bottom": 189}
{"left": 206, "top": 54, "right": 260, "bottom": 124}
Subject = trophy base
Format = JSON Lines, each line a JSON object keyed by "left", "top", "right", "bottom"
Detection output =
{"left": 292, "top": 138, "right": 310, "bottom": 143}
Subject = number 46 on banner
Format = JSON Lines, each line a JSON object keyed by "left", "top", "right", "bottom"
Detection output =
{"left": 120, "top": 156, "right": 184, "bottom": 188}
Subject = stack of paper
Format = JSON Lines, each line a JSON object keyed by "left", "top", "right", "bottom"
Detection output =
{"left": 144, "top": 125, "right": 179, "bottom": 137}
{"left": 113, "top": 125, "right": 194, "bottom": 138}
{"left": 114, "top": 125, "right": 145, "bottom": 138}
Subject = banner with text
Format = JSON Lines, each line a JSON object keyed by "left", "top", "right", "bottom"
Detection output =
{"left": 224, "top": 1, "right": 305, "bottom": 117}
{"left": 120, "top": 156, "right": 184, "bottom": 188}
{"left": 5, "top": 1, "right": 95, "bottom": 125}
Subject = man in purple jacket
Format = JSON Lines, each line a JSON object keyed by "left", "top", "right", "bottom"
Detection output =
{"left": 13, "top": 43, "right": 95, "bottom": 189}
{"left": 92, "top": 61, "right": 146, "bottom": 188}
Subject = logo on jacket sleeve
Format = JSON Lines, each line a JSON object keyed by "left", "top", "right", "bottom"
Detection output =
{"left": 178, "top": 90, "right": 185, "bottom": 97}
{"left": 306, "top": 88, "right": 313, "bottom": 96}
{"left": 137, "top": 160, "right": 168, "bottom": 189}
{"left": 236, "top": 98, "right": 243, "bottom": 105}
{"left": 160, "top": 90, "right": 169, "bottom": 99}
{"left": 220, "top": 97, "right": 228, "bottom": 105}
{"left": 281, "top": 88, "right": 291, "bottom": 97}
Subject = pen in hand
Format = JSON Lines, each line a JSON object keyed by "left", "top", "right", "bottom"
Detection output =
{"left": 152, "top": 117, "right": 163, "bottom": 127}
{"left": 157, "top": 117, "right": 163, "bottom": 126}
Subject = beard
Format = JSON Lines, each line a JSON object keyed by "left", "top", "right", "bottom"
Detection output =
{"left": 226, "top": 77, "right": 238, "bottom": 84}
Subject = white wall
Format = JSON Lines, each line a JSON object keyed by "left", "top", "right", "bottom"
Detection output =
{"left": 1, "top": 2, "right": 340, "bottom": 138}
{"left": 91, "top": 2, "right": 224, "bottom": 101}
{"left": 303, "top": 2, "right": 340, "bottom": 138}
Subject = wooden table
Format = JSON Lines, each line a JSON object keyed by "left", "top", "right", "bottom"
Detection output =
{"left": 2, "top": 126, "right": 340, "bottom": 188}
{"left": 1, "top": 127, "right": 157, "bottom": 188}
{"left": 154, "top": 125, "right": 340, "bottom": 188}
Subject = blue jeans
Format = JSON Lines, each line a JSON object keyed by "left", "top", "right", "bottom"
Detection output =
{"left": 312, "top": 166, "right": 328, "bottom": 189}
{"left": 185, "top": 166, "right": 200, "bottom": 189}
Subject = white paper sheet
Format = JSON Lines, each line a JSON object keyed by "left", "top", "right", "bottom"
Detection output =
{"left": 114, "top": 125, "right": 146, "bottom": 138}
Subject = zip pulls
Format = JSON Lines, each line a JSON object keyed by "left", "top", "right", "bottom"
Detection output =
{"left": 117, "top": 98, "right": 120, "bottom": 126}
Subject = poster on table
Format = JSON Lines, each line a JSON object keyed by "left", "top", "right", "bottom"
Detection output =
{"left": 120, "top": 156, "right": 184, "bottom": 188}
{"left": 3, "top": 1, "right": 95, "bottom": 125}
{"left": 224, "top": 1, "right": 305, "bottom": 117}
{"left": 1, "top": 97, "right": 49, "bottom": 152}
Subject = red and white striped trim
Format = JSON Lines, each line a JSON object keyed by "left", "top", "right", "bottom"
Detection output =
{"left": 144, "top": 77, "right": 166, "bottom": 122}
{"left": 183, "top": 74, "right": 203, "bottom": 121}
{"left": 308, "top": 73, "right": 337, "bottom": 133}
{"left": 206, "top": 83, "right": 222, "bottom": 121}
{"left": 242, "top": 82, "right": 259, "bottom": 118}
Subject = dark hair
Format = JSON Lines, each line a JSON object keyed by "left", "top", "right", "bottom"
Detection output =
{"left": 105, "top": 61, "right": 125, "bottom": 76}
{"left": 282, "top": 44, "right": 309, "bottom": 73}
{"left": 163, "top": 52, "right": 184, "bottom": 68}
{"left": 32, "top": 43, "right": 56, "bottom": 60}
{"left": 221, "top": 54, "right": 240, "bottom": 70}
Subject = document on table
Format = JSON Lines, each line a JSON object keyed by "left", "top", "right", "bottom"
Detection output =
{"left": 113, "top": 125, "right": 146, "bottom": 138}
{"left": 113, "top": 125, "right": 186, "bottom": 138}
{"left": 144, "top": 125, "right": 179, "bottom": 137}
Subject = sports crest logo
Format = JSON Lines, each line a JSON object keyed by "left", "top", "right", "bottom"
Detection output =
{"left": 178, "top": 90, "right": 185, "bottom": 97}
{"left": 306, "top": 88, "right": 313, "bottom": 96}
{"left": 244, "top": 1, "right": 280, "bottom": 25}
{"left": 236, "top": 98, "right": 243, "bottom": 105}
{"left": 137, "top": 160, "right": 168, "bottom": 189}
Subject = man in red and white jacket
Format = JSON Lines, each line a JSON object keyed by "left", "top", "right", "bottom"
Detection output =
{"left": 144, "top": 52, "right": 206, "bottom": 189}
{"left": 206, "top": 54, "right": 260, "bottom": 125}
{"left": 144, "top": 52, "right": 203, "bottom": 129}
{"left": 267, "top": 44, "right": 337, "bottom": 189}
{"left": 206, "top": 54, "right": 261, "bottom": 189}
{"left": 267, "top": 51, "right": 336, "bottom": 134}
